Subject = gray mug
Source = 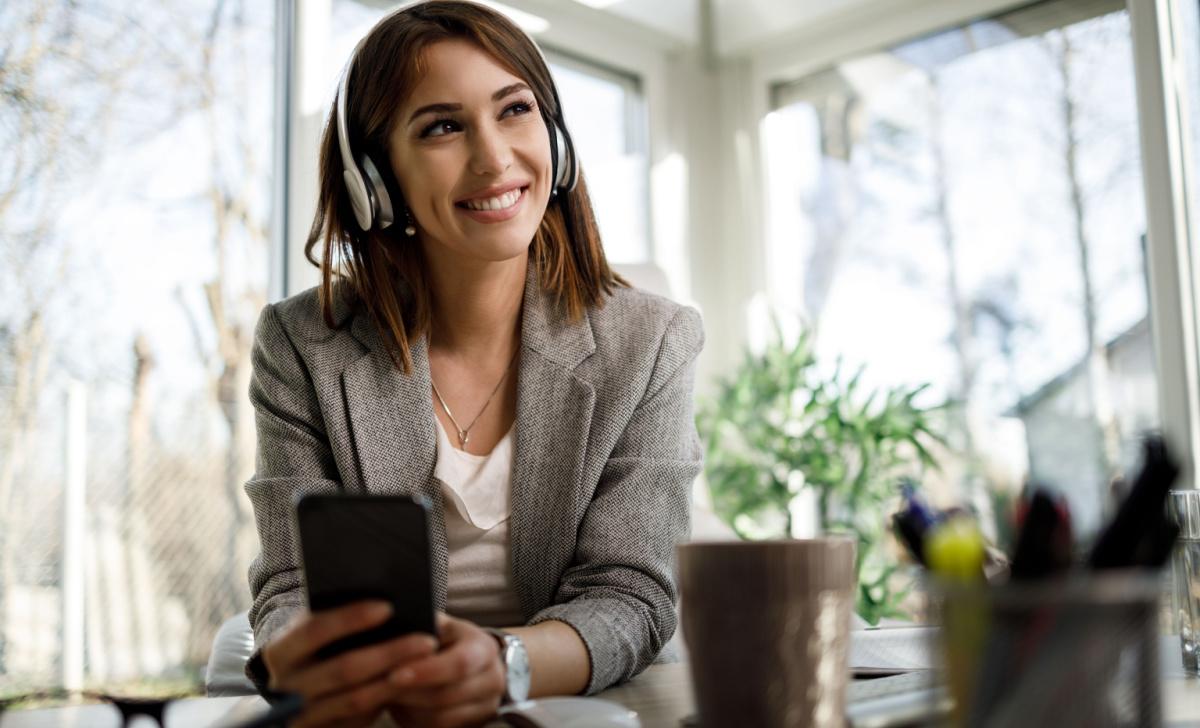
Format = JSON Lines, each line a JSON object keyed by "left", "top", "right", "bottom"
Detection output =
{"left": 678, "top": 538, "right": 856, "bottom": 728}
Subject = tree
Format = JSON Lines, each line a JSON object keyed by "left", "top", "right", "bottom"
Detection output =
{"left": 0, "top": 0, "right": 272, "bottom": 682}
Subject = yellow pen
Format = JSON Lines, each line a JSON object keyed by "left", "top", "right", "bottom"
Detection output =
{"left": 926, "top": 514, "right": 988, "bottom": 725}
{"left": 925, "top": 515, "right": 986, "bottom": 582}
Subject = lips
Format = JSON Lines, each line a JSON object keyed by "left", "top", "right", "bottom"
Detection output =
{"left": 455, "top": 184, "right": 529, "bottom": 223}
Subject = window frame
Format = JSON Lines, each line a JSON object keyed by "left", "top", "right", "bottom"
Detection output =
{"left": 543, "top": 46, "right": 654, "bottom": 263}
{"left": 1129, "top": 0, "right": 1200, "bottom": 487}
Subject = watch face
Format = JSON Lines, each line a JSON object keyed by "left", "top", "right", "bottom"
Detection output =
{"left": 507, "top": 637, "right": 531, "bottom": 702}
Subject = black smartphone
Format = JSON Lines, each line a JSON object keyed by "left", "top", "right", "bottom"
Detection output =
{"left": 295, "top": 494, "right": 438, "bottom": 661}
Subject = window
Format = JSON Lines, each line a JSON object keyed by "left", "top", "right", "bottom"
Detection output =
{"left": 547, "top": 53, "right": 651, "bottom": 263}
{"left": 0, "top": 1, "right": 275, "bottom": 694}
{"left": 764, "top": 0, "right": 1156, "bottom": 540}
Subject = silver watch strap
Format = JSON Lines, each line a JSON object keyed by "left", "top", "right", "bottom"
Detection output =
{"left": 483, "top": 627, "right": 528, "bottom": 704}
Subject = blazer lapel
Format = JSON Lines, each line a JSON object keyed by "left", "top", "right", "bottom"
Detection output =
{"left": 510, "top": 264, "right": 596, "bottom": 617}
{"left": 342, "top": 312, "right": 449, "bottom": 607}
{"left": 335, "top": 263, "right": 597, "bottom": 617}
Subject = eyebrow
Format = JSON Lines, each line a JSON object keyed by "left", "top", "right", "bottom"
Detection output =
{"left": 407, "top": 83, "right": 533, "bottom": 125}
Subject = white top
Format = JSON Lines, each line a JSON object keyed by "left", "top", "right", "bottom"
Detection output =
{"left": 433, "top": 415, "right": 524, "bottom": 628}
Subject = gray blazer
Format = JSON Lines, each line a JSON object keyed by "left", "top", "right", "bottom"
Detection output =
{"left": 243, "top": 262, "right": 704, "bottom": 695}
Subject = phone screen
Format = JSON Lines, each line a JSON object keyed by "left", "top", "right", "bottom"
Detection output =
{"left": 295, "top": 495, "right": 437, "bottom": 660}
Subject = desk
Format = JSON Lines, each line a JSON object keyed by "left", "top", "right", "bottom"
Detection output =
{"left": 3, "top": 662, "right": 1198, "bottom": 727}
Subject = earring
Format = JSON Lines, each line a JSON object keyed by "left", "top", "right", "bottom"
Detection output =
{"left": 404, "top": 209, "right": 416, "bottom": 237}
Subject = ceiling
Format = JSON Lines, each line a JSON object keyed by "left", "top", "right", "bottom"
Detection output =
{"left": 580, "top": 0, "right": 903, "bottom": 55}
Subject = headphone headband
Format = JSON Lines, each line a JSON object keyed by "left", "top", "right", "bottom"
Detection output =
{"left": 335, "top": 2, "right": 577, "bottom": 232}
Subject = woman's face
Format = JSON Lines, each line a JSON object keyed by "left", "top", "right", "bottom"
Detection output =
{"left": 388, "top": 39, "right": 553, "bottom": 265}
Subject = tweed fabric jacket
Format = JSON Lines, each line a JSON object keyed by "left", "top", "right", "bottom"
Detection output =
{"left": 242, "top": 262, "right": 704, "bottom": 695}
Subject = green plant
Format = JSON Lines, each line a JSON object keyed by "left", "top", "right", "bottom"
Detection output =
{"left": 697, "top": 323, "right": 946, "bottom": 623}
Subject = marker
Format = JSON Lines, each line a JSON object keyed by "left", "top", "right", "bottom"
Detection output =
{"left": 893, "top": 479, "right": 937, "bottom": 566}
{"left": 925, "top": 514, "right": 986, "bottom": 582}
{"left": 1010, "top": 489, "right": 1072, "bottom": 580}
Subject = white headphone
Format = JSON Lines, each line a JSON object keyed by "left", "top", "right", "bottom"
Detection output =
{"left": 335, "top": 3, "right": 579, "bottom": 233}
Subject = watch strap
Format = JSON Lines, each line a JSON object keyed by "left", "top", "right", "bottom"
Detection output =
{"left": 483, "top": 627, "right": 526, "bottom": 704}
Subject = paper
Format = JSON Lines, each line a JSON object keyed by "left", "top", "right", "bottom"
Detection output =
{"left": 849, "top": 625, "right": 938, "bottom": 672}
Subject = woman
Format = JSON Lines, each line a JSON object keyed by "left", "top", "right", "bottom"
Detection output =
{"left": 243, "top": 2, "right": 703, "bottom": 726}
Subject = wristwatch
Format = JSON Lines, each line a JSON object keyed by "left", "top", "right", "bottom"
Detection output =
{"left": 485, "top": 628, "right": 531, "bottom": 704}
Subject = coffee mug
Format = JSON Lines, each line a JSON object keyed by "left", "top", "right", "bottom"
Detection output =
{"left": 678, "top": 538, "right": 856, "bottom": 728}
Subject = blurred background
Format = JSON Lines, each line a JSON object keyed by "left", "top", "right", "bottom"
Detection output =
{"left": 2, "top": 0, "right": 1199, "bottom": 696}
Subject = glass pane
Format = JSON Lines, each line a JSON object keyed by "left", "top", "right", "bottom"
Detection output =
{"left": 765, "top": 2, "right": 1156, "bottom": 541}
{"left": 0, "top": 0, "right": 275, "bottom": 693}
{"left": 550, "top": 60, "right": 651, "bottom": 263}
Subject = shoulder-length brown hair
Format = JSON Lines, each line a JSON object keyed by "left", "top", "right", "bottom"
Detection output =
{"left": 307, "top": 0, "right": 625, "bottom": 373}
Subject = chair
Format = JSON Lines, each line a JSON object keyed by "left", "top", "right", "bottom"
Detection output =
{"left": 206, "top": 611, "right": 257, "bottom": 696}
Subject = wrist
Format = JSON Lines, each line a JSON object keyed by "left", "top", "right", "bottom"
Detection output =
{"left": 484, "top": 627, "right": 531, "bottom": 704}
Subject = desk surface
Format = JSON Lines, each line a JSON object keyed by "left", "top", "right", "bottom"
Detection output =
{"left": 2, "top": 662, "right": 1197, "bottom": 728}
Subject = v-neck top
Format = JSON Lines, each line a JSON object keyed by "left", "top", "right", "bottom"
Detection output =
{"left": 433, "top": 415, "right": 523, "bottom": 627}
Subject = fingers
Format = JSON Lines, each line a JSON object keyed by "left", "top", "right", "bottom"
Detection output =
{"left": 262, "top": 601, "right": 393, "bottom": 688}
{"left": 389, "top": 659, "right": 504, "bottom": 709}
{"left": 287, "top": 632, "right": 439, "bottom": 700}
{"left": 388, "top": 626, "right": 499, "bottom": 690}
{"left": 290, "top": 675, "right": 398, "bottom": 728}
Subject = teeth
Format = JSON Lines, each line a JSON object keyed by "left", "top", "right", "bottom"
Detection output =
{"left": 464, "top": 188, "right": 521, "bottom": 211}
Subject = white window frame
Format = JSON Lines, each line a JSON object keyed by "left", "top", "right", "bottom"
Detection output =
{"left": 543, "top": 47, "right": 654, "bottom": 264}
{"left": 1130, "top": 0, "right": 1200, "bottom": 487}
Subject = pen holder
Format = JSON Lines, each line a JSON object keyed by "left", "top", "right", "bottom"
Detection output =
{"left": 930, "top": 572, "right": 1162, "bottom": 728}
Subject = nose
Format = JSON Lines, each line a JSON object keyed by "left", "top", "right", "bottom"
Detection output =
{"left": 468, "top": 121, "right": 512, "bottom": 177}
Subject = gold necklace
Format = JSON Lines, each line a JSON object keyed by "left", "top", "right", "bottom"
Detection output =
{"left": 430, "top": 347, "right": 519, "bottom": 447}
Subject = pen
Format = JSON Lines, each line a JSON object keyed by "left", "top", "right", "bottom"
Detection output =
{"left": 892, "top": 479, "right": 937, "bottom": 566}
{"left": 925, "top": 514, "right": 985, "bottom": 582}
{"left": 1010, "top": 488, "right": 1072, "bottom": 580}
{"left": 1088, "top": 435, "right": 1180, "bottom": 570}
{"left": 927, "top": 513, "right": 987, "bottom": 725}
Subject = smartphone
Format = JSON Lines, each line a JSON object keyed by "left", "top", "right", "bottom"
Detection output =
{"left": 295, "top": 494, "right": 438, "bottom": 661}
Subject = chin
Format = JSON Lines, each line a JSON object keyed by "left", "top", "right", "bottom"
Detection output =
{"left": 439, "top": 231, "right": 536, "bottom": 263}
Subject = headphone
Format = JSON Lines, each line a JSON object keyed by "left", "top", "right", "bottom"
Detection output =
{"left": 335, "top": 4, "right": 579, "bottom": 233}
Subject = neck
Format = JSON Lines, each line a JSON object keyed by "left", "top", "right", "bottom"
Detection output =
{"left": 425, "top": 249, "right": 527, "bottom": 359}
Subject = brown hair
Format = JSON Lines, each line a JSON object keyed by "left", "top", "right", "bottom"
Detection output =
{"left": 306, "top": 0, "right": 625, "bottom": 373}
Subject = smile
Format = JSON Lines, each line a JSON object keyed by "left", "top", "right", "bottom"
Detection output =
{"left": 455, "top": 186, "right": 528, "bottom": 223}
{"left": 463, "top": 188, "right": 521, "bottom": 211}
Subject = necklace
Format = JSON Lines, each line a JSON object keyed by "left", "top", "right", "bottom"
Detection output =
{"left": 431, "top": 347, "right": 519, "bottom": 447}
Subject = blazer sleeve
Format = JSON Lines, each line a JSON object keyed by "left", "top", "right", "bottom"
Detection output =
{"left": 528, "top": 305, "right": 704, "bottom": 694}
{"left": 242, "top": 303, "right": 344, "bottom": 693}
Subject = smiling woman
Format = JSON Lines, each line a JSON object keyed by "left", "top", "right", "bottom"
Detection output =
{"left": 244, "top": 2, "right": 704, "bottom": 728}
{"left": 390, "top": 41, "right": 553, "bottom": 265}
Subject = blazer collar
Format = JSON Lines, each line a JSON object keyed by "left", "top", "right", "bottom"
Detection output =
{"left": 517, "top": 261, "right": 595, "bottom": 370}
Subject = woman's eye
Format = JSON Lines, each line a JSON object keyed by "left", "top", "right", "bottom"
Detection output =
{"left": 421, "top": 119, "right": 460, "bottom": 138}
{"left": 503, "top": 100, "right": 535, "bottom": 118}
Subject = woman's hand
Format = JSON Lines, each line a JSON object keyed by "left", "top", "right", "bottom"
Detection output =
{"left": 386, "top": 613, "right": 507, "bottom": 728}
{"left": 260, "top": 601, "right": 439, "bottom": 728}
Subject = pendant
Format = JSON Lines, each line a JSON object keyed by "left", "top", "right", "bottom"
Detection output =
{"left": 458, "top": 429, "right": 470, "bottom": 446}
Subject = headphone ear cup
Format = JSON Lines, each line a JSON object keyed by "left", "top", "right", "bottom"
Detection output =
{"left": 547, "top": 119, "right": 561, "bottom": 194}
{"left": 359, "top": 153, "right": 394, "bottom": 230}
{"left": 551, "top": 120, "right": 577, "bottom": 193}
{"left": 343, "top": 168, "right": 374, "bottom": 231}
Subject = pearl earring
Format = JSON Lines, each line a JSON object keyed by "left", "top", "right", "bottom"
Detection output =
{"left": 404, "top": 210, "right": 416, "bottom": 237}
